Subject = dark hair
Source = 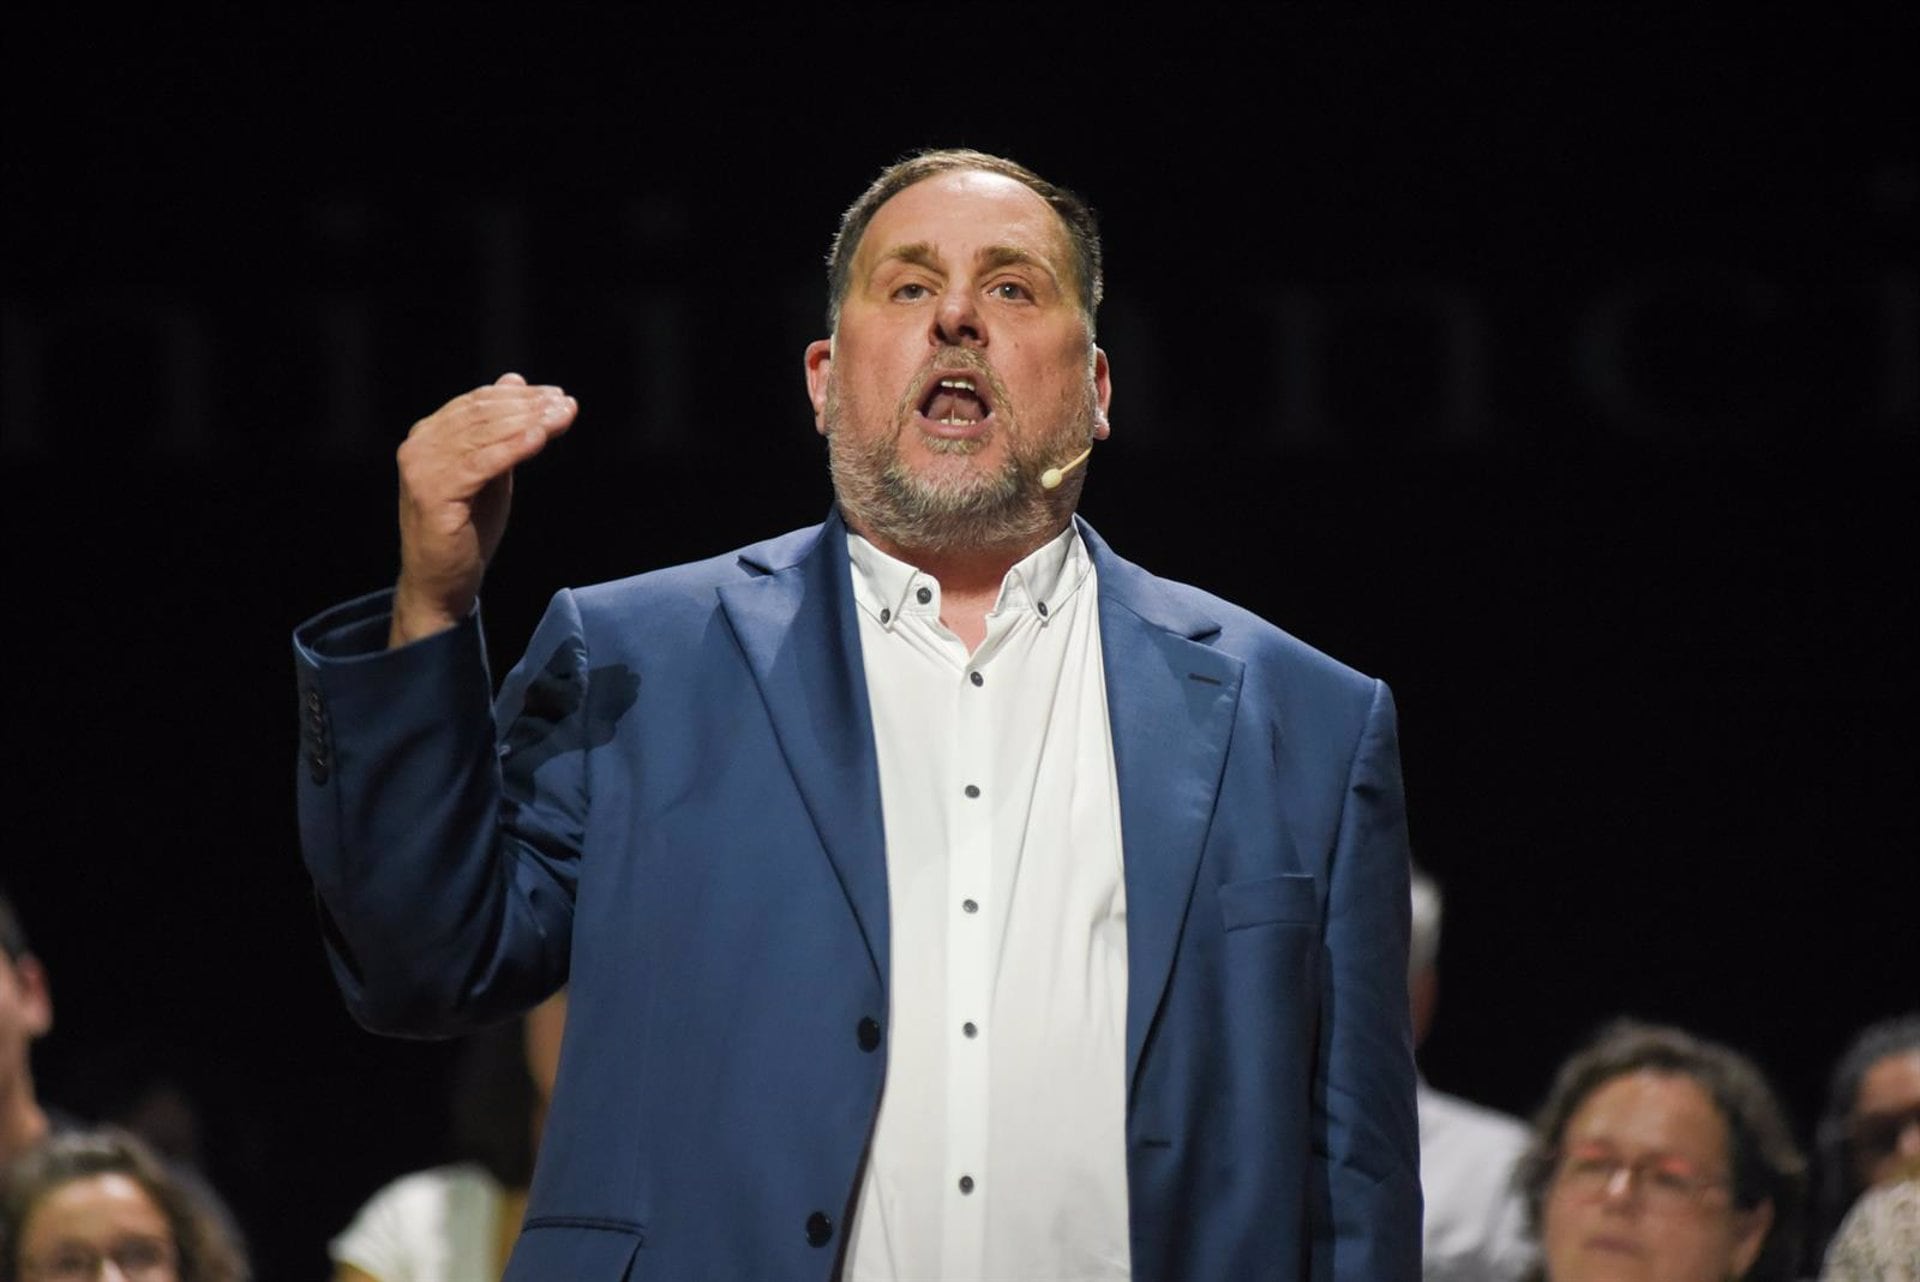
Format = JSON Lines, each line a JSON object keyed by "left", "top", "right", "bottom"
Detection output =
{"left": 0, "top": 889, "right": 28, "bottom": 964}
{"left": 448, "top": 1018, "right": 539, "bottom": 1189}
{"left": 824, "top": 148, "right": 1104, "bottom": 333}
{"left": 1810, "top": 1013, "right": 1920, "bottom": 1266}
{"left": 0, "top": 1129, "right": 248, "bottom": 1282}
{"left": 1515, "top": 1020, "right": 1807, "bottom": 1282}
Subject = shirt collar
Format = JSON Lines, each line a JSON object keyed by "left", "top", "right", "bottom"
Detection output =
{"left": 845, "top": 524, "right": 1091, "bottom": 632}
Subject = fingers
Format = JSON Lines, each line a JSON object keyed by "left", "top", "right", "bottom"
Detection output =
{"left": 400, "top": 380, "right": 578, "bottom": 499}
{"left": 387, "top": 375, "right": 579, "bottom": 645}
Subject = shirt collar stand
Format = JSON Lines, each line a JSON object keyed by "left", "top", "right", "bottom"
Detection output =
{"left": 845, "top": 524, "right": 1089, "bottom": 630}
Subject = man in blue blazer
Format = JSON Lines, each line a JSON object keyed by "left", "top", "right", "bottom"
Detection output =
{"left": 295, "top": 150, "right": 1420, "bottom": 1280}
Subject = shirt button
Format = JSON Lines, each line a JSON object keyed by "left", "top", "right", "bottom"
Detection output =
{"left": 806, "top": 1212, "right": 834, "bottom": 1246}
{"left": 963, "top": 784, "right": 980, "bottom": 799}
{"left": 958, "top": 1175, "right": 975, "bottom": 1194}
{"left": 962, "top": 898, "right": 978, "bottom": 914}
{"left": 916, "top": 586, "right": 932, "bottom": 605}
{"left": 1036, "top": 600, "right": 1049, "bottom": 617}
{"left": 962, "top": 1021, "right": 978, "bottom": 1038}
{"left": 969, "top": 671, "right": 984, "bottom": 687}
{"left": 856, "top": 1017, "right": 882, "bottom": 1052}
{"left": 879, "top": 607, "right": 891, "bottom": 624}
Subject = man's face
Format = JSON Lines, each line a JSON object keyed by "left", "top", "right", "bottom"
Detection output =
{"left": 805, "top": 169, "right": 1111, "bottom": 556}
{"left": 1850, "top": 1049, "right": 1920, "bottom": 1191}
{"left": 0, "top": 952, "right": 52, "bottom": 1097}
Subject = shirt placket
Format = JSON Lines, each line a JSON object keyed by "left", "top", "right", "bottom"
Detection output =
{"left": 943, "top": 607, "right": 995, "bottom": 1281}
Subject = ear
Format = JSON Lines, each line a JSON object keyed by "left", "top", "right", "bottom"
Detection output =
{"left": 523, "top": 988, "right": 568, "bottom": 1102}
{"left": 1409, "top": 967, "right": 1438, "bottom": 1050}
{"left": 1728, "top": 1198, "right": 1773, "bottom": 1280}
{"left": 804, "top": 338, "right": 835, "bottom": 435}
{"left": 1091, "top": 345, "right": 1113, "bottom": 440}
{"left": 10, "top": 955, "right": 52, "bottom": 1039}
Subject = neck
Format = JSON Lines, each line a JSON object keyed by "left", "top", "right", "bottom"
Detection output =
{"left": 0, "top": 1080, "right": 48, "bottom": 1166}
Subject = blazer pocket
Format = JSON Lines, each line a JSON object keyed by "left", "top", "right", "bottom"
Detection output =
{"left": 1218, "top": 872, "right": 1320, "bottom": 932}
{"left": 508, "top": 1220, "right": 645, "bottom": 1282}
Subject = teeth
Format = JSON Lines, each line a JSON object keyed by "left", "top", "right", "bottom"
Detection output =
{"left": 938, "top": 415, "right": 978, "bottom": 425}
{"left": 938, "top": 377, "right": 976, "bottom": 392}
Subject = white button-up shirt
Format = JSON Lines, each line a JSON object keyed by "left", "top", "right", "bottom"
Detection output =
{"left": 1418, "top": 1079, "right": 1535, "bottom": 1282}
{"left": 843, "top": 524, "right": 1132, "bottom": 1282}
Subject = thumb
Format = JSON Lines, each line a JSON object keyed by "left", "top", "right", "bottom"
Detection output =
{"left": 495, "top": 371, "right": 528, "bottom": 387}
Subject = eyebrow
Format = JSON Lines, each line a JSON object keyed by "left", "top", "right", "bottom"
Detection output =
{"left": 871, "top": 242, "right": 1061, "bottom": 286}
{"left": 977, "top": 245, "right": 1055, "bottom": 280}
{"left": 874, "top": 242, "right": 942, "bottom": 276}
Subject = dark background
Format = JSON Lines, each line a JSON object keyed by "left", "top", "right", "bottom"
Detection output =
{"left": 3, "top": 10, "right": 1913, "bottom": 1276}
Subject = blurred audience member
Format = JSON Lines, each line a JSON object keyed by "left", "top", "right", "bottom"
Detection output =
{"left": 0, "top": 1128, "right": 248, "bottom": 1282}
{"left": 1813, "top": 1015, "right": 1920, "bottom": 1272}
{"left": 1820, "top": 1154, "right": 1920, "bottom": 1282}
{"left": 1515, "top": 1020, "right": 1805, "bottom": 1282}
{"left": 1409, "top": 864, "right": 1533, "bottom": 1281}
{"left": 0, "top": 891, "right": 71, "bottom": 1170}
{"left": 330, "top": 991, "right": 566, "bottom": 1282}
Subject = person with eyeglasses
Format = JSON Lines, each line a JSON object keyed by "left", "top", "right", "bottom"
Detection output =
{"left": 0, "top": 1129, "right": 246, "bottom": 1282}
{"left": 1512, "top": 1021, "right": 1807, "bottom": 1282}
{"left": 1811, "top": 1014, "right": 1920, "bottom": 1276}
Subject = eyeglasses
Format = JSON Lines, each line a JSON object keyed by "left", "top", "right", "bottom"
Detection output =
{"left": 1850, "top": 1103, "right": 1920, "bottom": 1160}
{"left": 22, "top": 1235, "right": 177, "bottom": 1282}
{"left": 1553, "top": 1145, "right": 1733, "bottom": 1213}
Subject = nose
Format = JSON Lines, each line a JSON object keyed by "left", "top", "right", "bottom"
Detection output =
{"left": 932, "top": 282, "right": 985, "bottom": 348}
{"left": 1599, "top": 1165, "right": 1643, "bottom": 1208}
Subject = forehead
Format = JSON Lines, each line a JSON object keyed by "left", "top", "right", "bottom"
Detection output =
{"left": 1566, "top": 1069, "right": 1731, "bottom": 1162}
{"left": 1856, "top": 1050, "right": 1920, "bottom": 1113}
{"left": 854, "top": 170, "right": 1071, "bottom": 275}
{"left": 23, "top": 1173, "right": 169, "bottom": 1244}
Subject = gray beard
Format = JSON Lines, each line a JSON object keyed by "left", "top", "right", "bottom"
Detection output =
{"left": 824, "top": 385, "right": 1075, "bottom": 556}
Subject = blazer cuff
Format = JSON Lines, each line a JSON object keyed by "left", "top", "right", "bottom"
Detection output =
{"left": 291, "top": 589, "right": 492, "bottom": 791}
{"left": 293, "top": 587, "right": 486, "bottom": 666}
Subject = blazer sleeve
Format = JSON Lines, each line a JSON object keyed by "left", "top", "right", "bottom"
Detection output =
{"left": 1312, "top": 678, "right": 1423, "bottom": 1281}
{"left": 292, "top": 587, "right": 588, "bottom": 1036}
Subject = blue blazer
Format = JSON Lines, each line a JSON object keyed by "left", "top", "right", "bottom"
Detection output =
{"left": 294, "top": 513, "right": 1420, "bottom": 1281}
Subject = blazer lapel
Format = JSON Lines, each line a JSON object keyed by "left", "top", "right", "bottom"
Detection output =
{"left": 1082, "top": 520, "right": 1244, "bottom": 1091}
{"left": 716, "top": 514, "right": 890, "bottom": 987}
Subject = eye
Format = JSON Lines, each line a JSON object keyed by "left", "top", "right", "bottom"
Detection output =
{"left": 892, "top": 282, "right": 932, "bottom": 301}
{"left": 989, "top": 280, "right": 1033, "bottom": 302}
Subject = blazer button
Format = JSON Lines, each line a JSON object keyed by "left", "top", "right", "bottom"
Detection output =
{"left": 857, "top": 1016, "right": 882, "bottom": 1052}
{"left": 806, "top": 1211, "right": 833, "bottom": 1247}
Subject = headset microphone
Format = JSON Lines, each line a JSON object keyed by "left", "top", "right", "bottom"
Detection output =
{"left": 1040, "top": 447, "right": 1094, "bottom": 491}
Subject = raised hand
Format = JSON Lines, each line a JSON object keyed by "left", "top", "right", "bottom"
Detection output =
{"left": 389, "top": 372, "right": 577, "bottom": 647}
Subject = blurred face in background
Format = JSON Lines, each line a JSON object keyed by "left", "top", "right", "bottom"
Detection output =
{"left": 1849, "top": 1048, "right": 1920, "bottom": 1191}
{"left": 0, "top": 951, "right": 51, "bottom": 1103}
{"left": 16, "top": 1173, "right": 178, "bottom": 1282}
{"left": 1541, "top": 1070, "right": 1772, "bottom": 1282}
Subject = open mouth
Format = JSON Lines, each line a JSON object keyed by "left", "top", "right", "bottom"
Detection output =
{"left": 919, "top": 374, "right": 994, "bottom": 427}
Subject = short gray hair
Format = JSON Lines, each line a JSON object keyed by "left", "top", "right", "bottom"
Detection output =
{"left": 1408, "top": 863, "right": 1442, "bottom": 979}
